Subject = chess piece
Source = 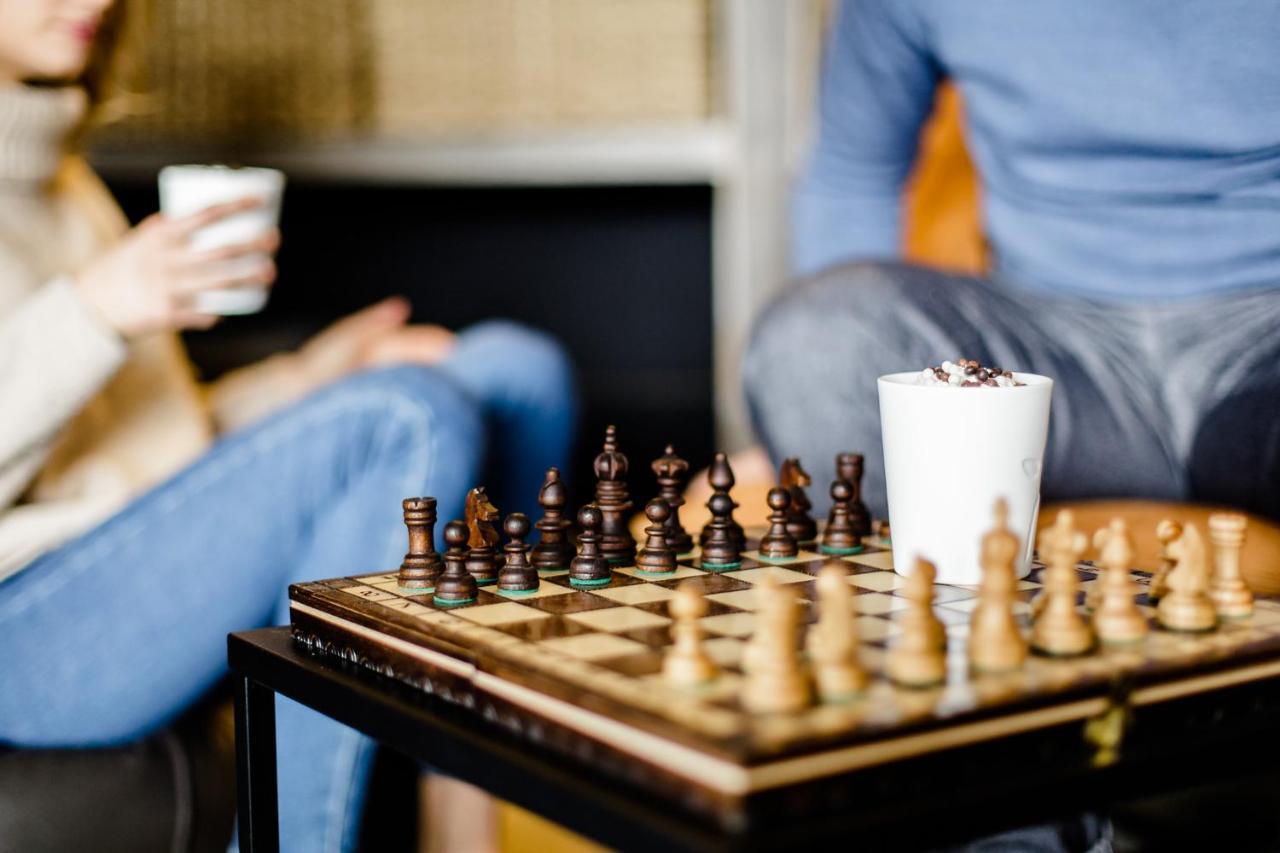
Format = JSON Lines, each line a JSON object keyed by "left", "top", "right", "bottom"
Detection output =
{"left": 1150, "top": 519, "right": 1183, "bottom": 601}
{"left": 807, "top": 561, "right": 870, "bottom": 700}
{"left": 570, "top": 504, "right": 612, "bottom": 588}
{"left": 635, "top": 498, "right": 678, "bottom": 574}
{"left": 759, "top": 487, "right": 799, "bottom": 559}
{"left": 652, "top": 445, "right": 695, "bottom": 554}
{"left": 1031, "top": 511, "right": 1094, "bottom": 656}
{"left": 741, "top": 573, "right": 811, "bottom": 713}
{"left": 397, "top": 496, "right": 442, "bottom": 589}
{"left": 531, "top": 468, "right": 574, "bottom": 572}
{"left": 464, "top": 487, "right": 501, "bottom": 585}
{"left": 887, "top": 557, "right": 946, "bottom": 687}
{"left": 1157, "top": 524, "right": 1217, "bottom": 633}
{"left": 593, "top": 425, "right": 636, "bottom": 564}
{"left": 820, "top": 479, "right": 860, "bottom": 555}
{"left": 434, "top": 520, "right": 479, "bottom": 606}
{"left": 835, "top": 452, "right": 872, "bottom": 540}
{"left": 700, "top": 492, "right": 742, "bottom": 569}
{"left": 700, "top": 453, "right": 745, "bottom": 549}
{"left": 1091, "top": 518, "right": 1148, "bottom": 645}
{"left": 1208, "top": 513, "right": 1252, "bottom": 620}
{"left": 779, "top": 457, "right": 818, "bottom": 544}
{"left": 663, "top": 581, "right": 719, "bottom": 686}
{"left": 969, "top": 499, "right": 1027, "bottom": 673}
{"left": 499, "top": 513, "right": 539, "bottom": 593}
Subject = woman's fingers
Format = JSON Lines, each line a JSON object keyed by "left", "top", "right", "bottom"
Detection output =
{"left": 182, "top": 229, "right": 281, "bottom": 266}
{"left": 170, "top": 309, "right": 221, "bottom": 331}
{"left": 175, "top": 258, "right": 276, "bottom": 294}
{"left": 166, "top": 196, "right": 263, "bottom": 237}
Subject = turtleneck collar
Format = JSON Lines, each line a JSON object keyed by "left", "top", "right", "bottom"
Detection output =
{"left": 0, "top": 84, "right": 86, "bottom": 189}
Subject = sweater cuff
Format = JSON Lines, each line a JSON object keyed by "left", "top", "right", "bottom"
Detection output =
{"left": 43, "top": 275, "right": 128, "bottom": 368}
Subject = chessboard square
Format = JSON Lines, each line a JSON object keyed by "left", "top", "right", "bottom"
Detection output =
{"left": 656, "top": 573, "right": 753, "bottom": 594}
{"left": 721, "top": 567, "right": 813, "bottom": 586}
{"left": 453, "top": 602, "right": 550, "bottom": 626}
{"left": 615, "top": 565, "right": 706, "bottom": 582}
{"left": 524, "top": 590, "right": 621, "bottom": 615}
{"left": 854, "top": 592, "right": 911, "bottom": 615}
{"left": 848, "top": 571, "right": 907, "bottom": 592}
{"left": 495, "top": 582, "right": 576, "bottom": 601}
{"left": 931, "top": 585, "right": 979, "bottom": 604}
{"left": 847, "top": 550, "right": 896, "bottom": 571}
{"left": 598, "top": 651, "right": 664, "bottom": 677}
{"left": 540, "top": 633, "right": 649, "bottom": 662}
{"left": 568, "top": 606, "right": 671, "bottom": 632}
{"left": 856, "top": 615, "right": 895, "bottom": 642}
{"left": 699, "top": 611, "right": 757, "bottom": 638}
{"left": 703, "top": 636, "right": 745, "bottom": 668}
{"left": 706, "top": 589, "right": 766, "bottom": 611}
{"left": 590, "top": 584, "right": 676, "bottom": 606}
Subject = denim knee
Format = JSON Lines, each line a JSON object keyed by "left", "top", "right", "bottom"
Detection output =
{"left": 450, "top": 320, "right": 578, "bottom": 407}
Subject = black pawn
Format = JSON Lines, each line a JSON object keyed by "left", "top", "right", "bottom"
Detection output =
{"left": 570, "top": 505, "right": 612, "bottom": 588}
{"left": 499, "top": 513, "right": 539, "bottom": 593}
{"left": 652, "top": 445, "right": 694, "bottom": 554}
{"left": 700, "top": 452, "right": 744, "bottom": 549}
{"left": 531, "top": 468, "right": 573, "bottom": 571}
{"left": 398, "top": 497, "right": 443, "bottom": 588}
{"left": 836, "top": 452, "right": 872, "bottom": 539}
{"left": 701, "top": 492, "right": 742, "bottom": 569}
{"left": 821, "top": 479, "right": 860, "bottom": 555}
{"left": 635, "top": 499, "right": 677, "bottom": 574}
{"left": 781, "top": 457, "right": 818, "bottom": 544}
{"left": 759, "top": 487, "right": 799, "bottom": 559}
{"left": 434, "top": 520, "right": 478, "bottom": 606}
{"left": 593, "top": 425, "right": 637, "bottom": 564}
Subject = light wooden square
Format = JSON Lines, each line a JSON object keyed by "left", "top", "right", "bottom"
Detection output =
{"left": 539, "top": 633, "right": 649, "bottom": 661}
{"left": 703, "top": 636, "right": 745, "bottom": 667}
{"left": 699, "top": 611, "right": 757, "bottom": 638}
{"left": 495, "top": 583, "right": 576, "bottom": 600}
{"left": 847, "top": 550, "right": 896, "bottom": 571}
{"left": 721, "top": 566, "right": 813, "bottom": 585}
{"left": 856, "top": 615, "right": 895, "bottom": 642}
{"left": 591, "top": 584, "right": 677, "bottom": 606}
{"left": 853, "top": 592, "right": 911, "bottom": 615}
{"left": 568, "top": 606, "right": 671, "bottom": 632}
{"left": 706, "top": 589, "right": 767, "bottom": 611}
{"left": 452, "top": 602, "right": 550, "bottom": 626}
{"left": 848, "top": 571, "right": 908, "bottom": 592}
{"left": 615, "top": 565, "right": 705, "bottom": 581}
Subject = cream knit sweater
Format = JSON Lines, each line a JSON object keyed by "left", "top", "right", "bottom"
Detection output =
{"left": 0, "top": 84, "right": 306, "bottom": 582}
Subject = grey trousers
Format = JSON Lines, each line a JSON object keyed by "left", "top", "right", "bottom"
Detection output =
{"left": 744, "top": 261, "right": 1280, "bottom": 520}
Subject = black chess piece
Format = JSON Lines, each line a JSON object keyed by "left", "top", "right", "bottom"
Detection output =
{"left": 701, "top": 492, "right": 742, "bottom": 569}
{"left": 570, "top": 505, "right": 612, "bottom": 588}
{"left": 821, "top": 479, "right": 861, "bottom": 555}
{"left": 464, "top": 486, "right": 501, "bottom": 585}
{"left": 398, "top": 496, "right": 443, "bottom": 588}
{"left": 531, "top": 468, "right": 574, "bottom": 571}
{"left": 499, "top": 513, "right": 539, "bottom": 593}
{"left": 652, "top": 445, "right": 694, "bottom": 554}
{"left": 780, "top": 457, "right": 818, "bottom": 543}
{"left": 700, "top": 452, "right": 744, "bottom": 549}
{"left": 593, "top": 426, "right": 636, "bottom": 564}
{"left": 635, "top": 499, "right": 678, "bottom": 574}
{"left": 836, "top": 452, "right": 872, "bottom": 539}
{"left": 434, "top": 520, "right": 479, "bottom": 605}
{"left": 759, "top": 487, "right": 799, "bottom": 559}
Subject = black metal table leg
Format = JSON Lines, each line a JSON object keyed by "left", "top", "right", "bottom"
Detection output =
{"left": 235, "top": 675, "right": 279, "bottom": 853}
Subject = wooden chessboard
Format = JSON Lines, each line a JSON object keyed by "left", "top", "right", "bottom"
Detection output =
{"left": 288, "top": 534, "right": 1280, "bottom": 824}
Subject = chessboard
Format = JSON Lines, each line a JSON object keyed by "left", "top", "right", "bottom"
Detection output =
{"left": 289, "top": 533, "right": 1280, "bottom": 822}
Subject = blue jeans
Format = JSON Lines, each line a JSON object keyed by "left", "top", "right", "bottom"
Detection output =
{"left": 0, "top": 320, "right": 576, "bottom": 852}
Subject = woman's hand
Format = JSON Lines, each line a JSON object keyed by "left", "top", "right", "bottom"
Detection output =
{"left": 296, "top": 297, "right": 457, "bottom": 387}
{"left": 73, "top": 199, "right": 279, "bottom": 339}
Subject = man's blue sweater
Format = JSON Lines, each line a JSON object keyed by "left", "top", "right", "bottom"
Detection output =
{"left": 793, "top": 0, "right": 1280, "bottom": 299}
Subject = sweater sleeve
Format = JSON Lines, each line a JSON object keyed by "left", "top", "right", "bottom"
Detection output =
{"left": 0, "top": 275, "right": 126, "bottom": 500}
{"left": 790, "top": 0, "right": 942, "bottom": 277}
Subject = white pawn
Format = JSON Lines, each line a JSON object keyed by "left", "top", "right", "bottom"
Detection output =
{"left": 969, "top": 499, "right": 1027, "bottom": 673}
{"left": 663, "top": 581, "right": 718, "bottom": 686}
{"left": 887, "top": 558, "right": 946, "bottom": 688}
{"left": 1091, "top": 518, "right": 1148, "bottom": 645}
{"left": 1031, "top": 511, "right": 1094, "bottom": 657}
{"left": 807, "top": 561, "right": 870, "bottom": 701}
{"left": 741, "top": 573, "right": 811, "bottom": 713}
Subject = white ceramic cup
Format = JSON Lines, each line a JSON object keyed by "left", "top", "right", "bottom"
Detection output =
{"left": 877, "top": 371, "right": 1053, "bottom": 585}
{"left": 158, "top": 165, "right": 285, "bottom": 315}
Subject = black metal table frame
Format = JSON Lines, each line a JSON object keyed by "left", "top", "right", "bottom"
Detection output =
{"left": 229, "top": 626, "right": 1280, "bottom": 853}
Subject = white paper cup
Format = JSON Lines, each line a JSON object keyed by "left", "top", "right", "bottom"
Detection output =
{"left": 158, "top": 165, "right": 285, "bottom": 315}
{"left": 877, "top": 371, "right": 1053, "bottom": 585}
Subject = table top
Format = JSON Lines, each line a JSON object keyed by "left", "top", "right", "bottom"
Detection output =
{"left": 229, "top": 626, "right": 1280, "bottom": 851}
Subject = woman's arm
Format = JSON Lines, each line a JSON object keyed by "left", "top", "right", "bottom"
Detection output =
{"left": 791, "top": 0, "right": 942, "bottom": 277}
